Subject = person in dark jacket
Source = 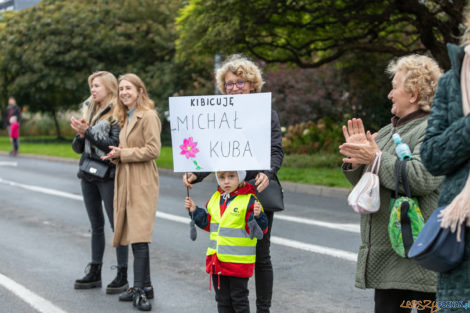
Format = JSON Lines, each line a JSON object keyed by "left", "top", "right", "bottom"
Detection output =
{"left": 183, "top": 54, "right": 284, "bottom": 313}
{"left": 420, "top": 18, "right": 470, "bottom": 312}
{"left": 3, "top": 97, "right": 21, "bottom": 137}
{"left": 71, "top": 71, "right": 129, "bottom": 294}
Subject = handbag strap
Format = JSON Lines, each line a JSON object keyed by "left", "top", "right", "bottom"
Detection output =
{"left": 400, "top": 200, "right": 414, "bottom": 258}
{"left": 394, "top": 159, "right": 411, "bottom": 198}
{"left": 401, "top": 160, "right": 412, "bottom": 198}
{"left": 393, "top": 159, "right": 414, "bottom": 258}
{"left": 369, "top": 151, "right": 382, "bottom": 174}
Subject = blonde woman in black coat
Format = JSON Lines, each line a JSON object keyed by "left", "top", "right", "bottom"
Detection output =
{"left": 71, "top": 71, "right": 129, "bottom": 294}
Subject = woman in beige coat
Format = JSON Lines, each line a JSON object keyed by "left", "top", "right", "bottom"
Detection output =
{"left": 102, "top": 73, "right": 161, "bottom": 312}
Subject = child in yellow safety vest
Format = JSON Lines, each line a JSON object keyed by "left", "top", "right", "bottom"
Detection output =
{"left": 185, "top": 170, "right": 268, "bottom": 313}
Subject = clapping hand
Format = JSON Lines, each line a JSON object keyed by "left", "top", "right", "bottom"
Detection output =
{"left": 342, "top": 118, "right": 368, "bottom": 145}
{"left": 70, "top": 117, "right": 89, "bottom": 138}
{"left": 339, "top": 131, "right": 380, "bottom": 165}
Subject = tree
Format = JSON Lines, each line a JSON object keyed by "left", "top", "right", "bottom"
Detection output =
{"left": 0, "top": 0, "right": 212, "bottom": 138}
{"left": 176, "top": 0, "right": 466, "bottom": 71}
{"left": 263, "top": 52, "right": 393, "bottom": 131}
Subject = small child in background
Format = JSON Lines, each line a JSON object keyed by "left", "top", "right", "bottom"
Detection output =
{"left": 9, "top": 115, "right": 19, "bottom": 156}
{"left": 185, "top": 170, "right": 268, "bottom": 313}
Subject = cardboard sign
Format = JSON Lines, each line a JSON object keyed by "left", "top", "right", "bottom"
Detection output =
{"left": 169, "top": 93, "right": 271, "bottom": 172}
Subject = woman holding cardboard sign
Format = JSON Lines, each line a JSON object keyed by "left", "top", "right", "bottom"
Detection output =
{"left": 183, "top": 54, "right": 283, "bottom": 313}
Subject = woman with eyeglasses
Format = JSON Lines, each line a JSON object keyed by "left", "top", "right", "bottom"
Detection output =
{"left": 183, "top": 54, "right": 284, "bottom": 313}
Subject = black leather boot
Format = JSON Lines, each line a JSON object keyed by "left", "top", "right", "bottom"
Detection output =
{"left": 133, "top": 287, "right": 152, "bottom": 311}
{"left": 74, "top": 263, "right": 102, "bottom": 289}
{"left": 106, "top": 266, "right": 129, "bottom": 294}
{"left": 119, "top": 286, "right": 154, "bottom": 301}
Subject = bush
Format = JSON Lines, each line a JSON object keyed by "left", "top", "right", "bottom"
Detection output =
{"left": 264, "top": 63, "right": 349, "bottom": 126}
{"left": 19, "top": 110, "right": 80, "bottom": 137}
{"left": 282, "top": 117, "right": 344, "bottom": 155}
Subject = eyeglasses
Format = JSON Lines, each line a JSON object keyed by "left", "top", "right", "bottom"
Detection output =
{"left": 225, "top": 81, "right": 246, "bottom": 91}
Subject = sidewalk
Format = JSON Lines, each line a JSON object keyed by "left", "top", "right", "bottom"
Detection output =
{"left": 0, "top": 151, "right": 351, "bottom": 199}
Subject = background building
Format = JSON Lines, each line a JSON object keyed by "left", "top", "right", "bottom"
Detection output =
{"left": 0, "top": 0, "right": 40, "bottom": 11}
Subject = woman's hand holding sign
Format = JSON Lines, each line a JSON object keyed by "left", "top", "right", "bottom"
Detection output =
{"left": 183, "top": 172, "right": 197, "bottom": 190}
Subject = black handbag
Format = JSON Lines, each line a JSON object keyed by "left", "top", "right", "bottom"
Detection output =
{"left": 408, "top": 205, "right": 465, "bottom": 272}
{"left": 248, "top": 176, "right": 285, "bottom": 212}
{"left": 79, "top": 158, "right": 110, "bottom": 179}
{"left": 78, "top": 105, "right": 112, "bottom": 179}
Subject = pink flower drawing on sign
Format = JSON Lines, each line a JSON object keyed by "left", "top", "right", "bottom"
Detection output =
{"left": 179, "top": 137, "right": 201, "bottom": 170}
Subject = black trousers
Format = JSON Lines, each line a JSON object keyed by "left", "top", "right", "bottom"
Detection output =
{"left": 132, "top": 243, "right": 151, "bottom": 288}
{"left": 81, "top": 179, "right": 128, "bottom": 267}
{"left": 374, "top": 289, "right": 436, "bottom": 313}
{"left": 255, "top": 211, "right": 274, "bottom": 313}
{"left": 212, "top": 275, "right": 249, "bottom": 313}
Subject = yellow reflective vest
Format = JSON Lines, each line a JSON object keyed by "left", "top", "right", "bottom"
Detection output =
{"left": 206, "top": 191, "right": 258, "bottom": 264}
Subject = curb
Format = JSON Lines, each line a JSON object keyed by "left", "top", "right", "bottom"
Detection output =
{"left": 0, "top": 151, "right": 351, "bottom": 199}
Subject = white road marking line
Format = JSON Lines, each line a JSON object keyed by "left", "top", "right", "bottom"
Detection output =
{"left": 275, "top": 214, "right": 360, "bottom": 233}
{"left": 0, "top": 161, "right": 18, "bottom": 167}
{"left": 0, "top": 177, "right": 358, "bottom": 262}
{"left": 154, "top": 212, "right": 357, "bottom": 261}
{"left": 271, "top": 236, "right": 357, "bottom": 262}
{"left": 157, "top": 211, "right": 190, "bottom": 223}
{"left": 0, "top": 178, "right": 82, "bottom": 200}
{"left": 0, "top": 272, "right": 68, "bottom": 313}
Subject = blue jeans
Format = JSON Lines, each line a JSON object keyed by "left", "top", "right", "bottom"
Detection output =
{"left": 81, "top": 179, "right": 128, "bottom": 267}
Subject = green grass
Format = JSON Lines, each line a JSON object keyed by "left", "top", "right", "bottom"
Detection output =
{"left": 0, "top": 136, "right": 174, "bottom": 165}
{"left": 0, "top": 136, "right": 80, "bottom": 159}
{"left": 278, "top": 167, "right": 350, "bottom": 188}
{"left": 0, "top": 136, "right": 350, "bottom": 188}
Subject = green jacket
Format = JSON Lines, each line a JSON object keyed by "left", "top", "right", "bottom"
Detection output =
{"left": 344, "top": 114, "right": 442, "bottom": 292}
{"left": 420, "top": 43, "right": 470, "bottom": 308}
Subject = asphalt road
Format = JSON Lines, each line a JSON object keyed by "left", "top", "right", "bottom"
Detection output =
{"left": 0, "top": 154, "right": 374, "bottom": 313}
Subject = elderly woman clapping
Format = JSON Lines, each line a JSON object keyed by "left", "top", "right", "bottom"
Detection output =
{"left": 339, "top": 55, "right": 444, "bottom": 313}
